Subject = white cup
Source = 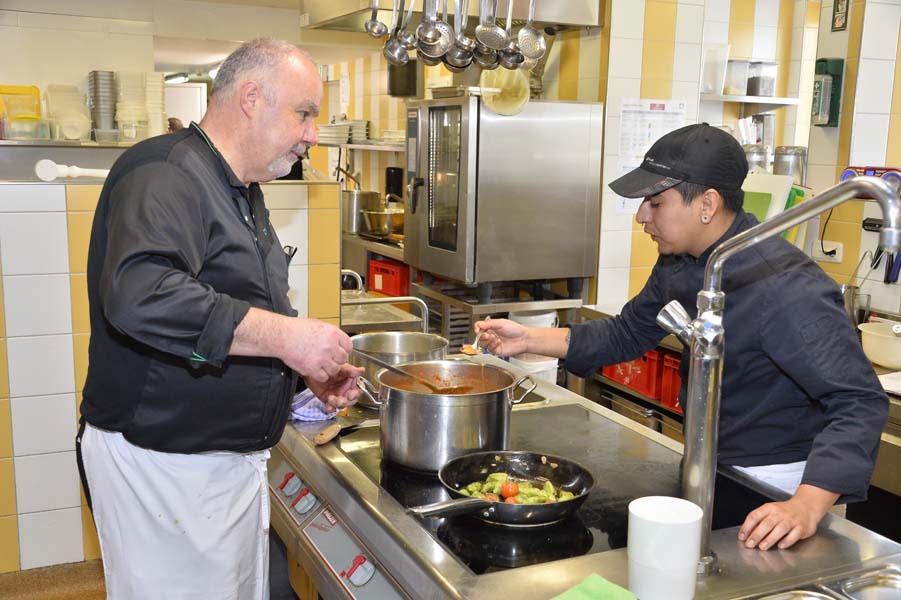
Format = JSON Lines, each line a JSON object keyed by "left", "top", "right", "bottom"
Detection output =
{"left": 628, "top": 496, "right": 703, "bottom": 600}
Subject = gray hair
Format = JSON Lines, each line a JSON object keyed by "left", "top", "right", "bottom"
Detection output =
{"left": 211, "top": 38, "right": 310, "bottom": 102}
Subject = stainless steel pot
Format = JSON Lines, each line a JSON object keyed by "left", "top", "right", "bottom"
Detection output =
{"left": 342, "top": 190, "right": 382, "bottom": 234}
{"left": 357, "top": 360, "right": 538, "bottom": 471}
{"left": 350, "top": 332, "right": 449, "bottom": 407}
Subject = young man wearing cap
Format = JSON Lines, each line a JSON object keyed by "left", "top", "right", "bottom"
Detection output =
{"left": 474, "top": 124, "right": 888, "bottom": 551}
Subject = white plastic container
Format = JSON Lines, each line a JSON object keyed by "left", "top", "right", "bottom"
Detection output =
{"left": 508, "top": 310, "right": 559, "bottom": 329}
{"left": 508, "top": 353, "right": 559, "bottom": 384}
{"left": 701, "top": 44, "right": 730, "bottom": 94}
{"left": 858, "top": 322, "right": 901, "bottom": 370}
{"left": 724, "top": 60, "right": 750, "bottom": 95}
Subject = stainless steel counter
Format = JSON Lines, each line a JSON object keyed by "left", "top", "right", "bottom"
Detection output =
{"left": 269, "top": 355, "right": 901, "bottom": 599}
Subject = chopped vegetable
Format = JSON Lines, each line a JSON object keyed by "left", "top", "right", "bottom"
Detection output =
{"left": 459, "top": 471, "right": 578, "bottom": 503}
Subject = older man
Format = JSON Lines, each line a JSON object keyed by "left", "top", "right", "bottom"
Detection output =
{"left": 79, "top": 39, "right": 361, "bottom": 598}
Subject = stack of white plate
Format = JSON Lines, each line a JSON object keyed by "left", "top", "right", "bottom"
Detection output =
{"left": 317, "top": 123, "right": 351, "bottom": 145}
{"left": 89, "top": 71, "right": 116, "bottom": 132}
{"left": 379, "top": 129, "right": 406, "bottom": 145}
{"left": 347, "top": 120, "right": 369, "bottom": 143}
{"left": 145, "top": 72, "right": 166, "bottom": 137}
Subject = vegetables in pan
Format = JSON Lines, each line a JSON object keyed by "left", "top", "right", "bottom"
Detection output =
{"left": 457, "top": 472, "right": 576, "bottom": 504}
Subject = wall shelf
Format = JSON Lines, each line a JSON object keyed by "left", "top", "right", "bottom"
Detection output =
{"left": 320, "top": 142, "right": 405, "bottom": 152}
{"left": 700, "top": 94, "right": 800, "bottom": 118}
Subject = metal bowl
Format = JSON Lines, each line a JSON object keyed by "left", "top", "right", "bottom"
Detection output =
{"left": 361, "top": 208, "right": 404, "bottom": 236}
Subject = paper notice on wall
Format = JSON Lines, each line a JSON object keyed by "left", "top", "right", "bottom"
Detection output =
{"left": 615, "top": 99, "right": 687, "bottom": 214}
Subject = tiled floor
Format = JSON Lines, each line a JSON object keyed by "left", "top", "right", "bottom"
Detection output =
{"left": 0, "top": 560, "right": 104, "bottom": 599}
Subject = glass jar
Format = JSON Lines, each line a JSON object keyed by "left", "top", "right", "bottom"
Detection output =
{"left": 747, "top": 61, "right": 778, "bottom": 96}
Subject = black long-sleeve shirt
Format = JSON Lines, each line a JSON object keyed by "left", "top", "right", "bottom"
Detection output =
{"left": 567, "top": 211, "right": 888, "bottom": 502}
{"left": 81, "top": 124, "right": 298, "bottom": 453}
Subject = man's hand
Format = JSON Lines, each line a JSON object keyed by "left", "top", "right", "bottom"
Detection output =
{"left": 473, "top": 318, "right": 530, "bottom": 357}
{"left": 306, "top": 363, "right": 365, "bottom": 412}
{"left": 279, "top": 318, "right": 353, "bottom": 382}
{"left": 738, "top": 484, "right": 839, "bottom": 550}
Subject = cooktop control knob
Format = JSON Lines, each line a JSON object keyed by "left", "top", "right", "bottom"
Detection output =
{"left": 277, "top": 472, "right": 303, "bottom": 497}
{"left": 345, "top": 554, "right": 375, "bottom": 587}
{"left": 291, "top": 488, "right": 317, "bottom": 514}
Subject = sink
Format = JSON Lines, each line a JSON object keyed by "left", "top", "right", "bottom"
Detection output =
{"left": 824, "top": 564, "right": 901, "bottom": 600}
{"left": 752, "top": 591, "right": 842, "bottom": 600}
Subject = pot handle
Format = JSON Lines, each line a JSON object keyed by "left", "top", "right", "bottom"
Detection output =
{"left": 511, "top": 374, "right": 538, "bottom": 405}
{"left": 356, "top": 377, "right": 382, "bottom": 406}
{"left": 407, "top": 496, "right": 495, "bottom": 519}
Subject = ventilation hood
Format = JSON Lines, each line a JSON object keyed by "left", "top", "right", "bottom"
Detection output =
{"left": 299, "top": 0, "right": 603, "bottom": 32}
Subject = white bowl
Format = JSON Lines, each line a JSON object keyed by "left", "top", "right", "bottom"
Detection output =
{"left": 858, "top": 322, "right": 901, "bottom": 370}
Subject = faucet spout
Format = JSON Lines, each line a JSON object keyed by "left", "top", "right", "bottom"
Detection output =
{"left": 668, "top": 175, "right": 901, "bottom": 576}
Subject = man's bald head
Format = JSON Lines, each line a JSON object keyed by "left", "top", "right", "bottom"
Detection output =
{"left": 211, "top": 38, "right": 315, "bottom": 104}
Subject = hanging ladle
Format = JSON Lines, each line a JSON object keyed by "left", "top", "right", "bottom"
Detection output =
{"left": 517, "top": 0, "right": 545, "bottom": 60}
{"left": 475, "top": 0, "right": 509, "bottom": 50}
{"left": 365, "top": 0, "right": 389, "bottom": 37}
{"left": 352, "top": 349, "right": 472, "bottom": 394}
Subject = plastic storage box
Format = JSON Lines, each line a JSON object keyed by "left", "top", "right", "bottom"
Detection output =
{"left": 724, "top": 60, "right": 750, "bottom": 95}
{"left": 660, "top": 353, "right": 683, "bottom": 413}
{"left": 602, "top": 350, "right": 664, "bottom": 400}
{"left": 368, "top": 258, "right": 410, "bottom": 297}
{"left": 747, "top": 61, "right": 777, "bottom": 96}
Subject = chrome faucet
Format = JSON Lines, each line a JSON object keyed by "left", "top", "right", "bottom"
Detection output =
{"left": 656, "top": 176, "right": 901, "bottom": 576}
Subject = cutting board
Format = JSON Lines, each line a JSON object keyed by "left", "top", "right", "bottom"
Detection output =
{"left": 742, "top": 173, "right": 795, "bottom": 221}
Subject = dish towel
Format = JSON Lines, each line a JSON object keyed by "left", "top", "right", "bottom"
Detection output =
{"left": 550, "top": 574, "right": 637, "bottom": 600}
{"left": 289, "top": 389, "right": 337, "bottom": 422}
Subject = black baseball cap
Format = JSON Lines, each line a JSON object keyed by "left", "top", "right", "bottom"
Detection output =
{"left": 610, "top": 123, "right": 748, "bottom": 198}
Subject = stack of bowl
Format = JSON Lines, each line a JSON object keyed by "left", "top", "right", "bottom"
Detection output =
{"left": 89, "top": 70, "right": 116, "bottom": 140}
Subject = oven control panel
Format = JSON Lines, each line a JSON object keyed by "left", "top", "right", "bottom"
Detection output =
{"left": 268, "top": 456, "right": 405, "bottom": 599}
{"left": 301, "top": 507, "right": 404, "bottom": 599}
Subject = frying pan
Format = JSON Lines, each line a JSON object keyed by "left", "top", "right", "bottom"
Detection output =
{"left": 407, "top": 450, "right": 595, "bottom": 527}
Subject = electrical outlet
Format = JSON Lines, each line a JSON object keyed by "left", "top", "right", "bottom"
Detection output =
{"left": 812, "top": 241, "right": 843, "bottom": 263}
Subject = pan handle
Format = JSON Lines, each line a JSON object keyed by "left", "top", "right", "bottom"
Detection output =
{"left": 511, "top": 374, "right": 538, "bottom": 405}
{"left": 356, "top": 377, "right": 382, "bottom": 406}
{"left": 407, "top": 496, "right": 495, "bottom": 519}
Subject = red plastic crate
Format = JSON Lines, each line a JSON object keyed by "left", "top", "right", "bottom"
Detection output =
{"left": 368, "top": 258, "right": 410, "bottom": 297}
{"left": 602, "top": 350, "right": 664, "bottom": 400}
{"left": 660, "top": 353, "right": 683, "bottom": 413}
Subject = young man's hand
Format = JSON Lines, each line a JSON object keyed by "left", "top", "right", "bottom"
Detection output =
{"left": 738, "top": 484, "right": 839, "bottom": 550}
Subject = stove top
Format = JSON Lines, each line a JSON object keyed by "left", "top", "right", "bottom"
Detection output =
{"left": 338, "top": 404, "right": 684, "bottom": 574}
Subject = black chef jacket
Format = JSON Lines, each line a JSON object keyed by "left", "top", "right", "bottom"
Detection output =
{"left": 567, "top": 211, "right": 888, "bottom": 502}
{"left": 81, "top": 124, "right": 298, "bottom": 453}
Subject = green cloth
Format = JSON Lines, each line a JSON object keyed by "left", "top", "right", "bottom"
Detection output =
{"left": 551, "top": 574, "right": 637, "bottom": 600}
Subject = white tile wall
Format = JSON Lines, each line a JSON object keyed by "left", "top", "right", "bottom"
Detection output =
{"left": 859, "top": 2, "right": 901, "bottom": 60}
{"left": 0, "top": 213, "right": 69, "bottom": 275}
{"left": 605, "top": 77, "right": 642, "bottom": 118}
{"left": 854, "top": 59, "right": 896, "bottom": 115}
{"left": 704, "top": 0, "right": 731, "bottom": 23}
{"left": 611, "top": 0, "right": 646, "bottom": 40}
{"left": 269, "top": 209, "right": 310, "bottom": 266}
{"left": 754, "top": 0, "right": 781, "bottom": 29}
{"left": 0, "top": 185, "right": 66, "bottom": 212}
{"left": 578, "top": 78, "right": 601, "bottom": 102}
{"left": 849, "top": 113, "right": 890, "bottom": 166}
{"left": 7, "top": 334, "right": 75, "bottom": 398}
{"left": 14, "top": 452, "right": 80, "bottom": 514}
{"left": 18, "top": 508, "right": 83, "bottom": 570}
{"left": 10, "top": 394, "right": 77, "bottom": 457}
{"left": 673, "top": 43, "right": 703, "bottom": 82}
{"left": 601, "top": 191, "right": 638, "bottom": 231}
{"left": 609, "top": 38, "right": 644, "bottom": 79}
{"left": 3, "top": 275, "right": 73, "bottom": 337}
{"left": 579, "top": 30, "right": 602, "bottom": 81}
{"left": 752, "top": 26, "right": 778, "bottom": 61}
{"left": 598, "top": 230, "right": 633, "bottom": 269}
{"left": 595, "top": 267, "right": 631, "bottom": 307}
{"left": 676, "top": 4, "right": 705, "bottom": 43}
{"left": 673, "top": 81, "right": 702, "bottom": 121}
{"left": 287, "top": 264, "right": 309, "bottom": 317}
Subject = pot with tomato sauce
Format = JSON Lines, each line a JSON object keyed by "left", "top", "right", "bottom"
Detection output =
{"left": 357, "top": 360, "right": 538, "bottom": 472}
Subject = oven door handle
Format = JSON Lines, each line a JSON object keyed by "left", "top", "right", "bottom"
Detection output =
{"left": 408, "top": 177, "right": 424, "bottom": 214}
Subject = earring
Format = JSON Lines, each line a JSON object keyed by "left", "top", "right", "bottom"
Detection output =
{"left": 701, "top": 215, "right": 710, "bottom": 223}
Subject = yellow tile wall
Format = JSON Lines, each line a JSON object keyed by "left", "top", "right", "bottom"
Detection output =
{"left": 308, "top": 264, "right": 340, "bottom": 319}
{"left": 0, "top": 341, "right": 7, "bottom": 400}
{"left": 0, "top": 515, "right": 19, "bottom": 573}
{"left": 0, "top": 459, "right": 15, "bottom": 516}
{"left": 0, "top": 399, "right": 10, "bottom": 459}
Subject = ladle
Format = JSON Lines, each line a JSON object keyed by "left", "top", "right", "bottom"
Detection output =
{"left": 474, "top": 42, "right": 500, "bottom": 69}
{"left": 416, "top": 0, "right": 442, "bottom": 45}
{"left": 352, "top": 349, "right": 469, "bottom": 394}
{"left": 382, "top": 0, "right": 410, "bottom": 65}
{"left": 498, "top": 0, "right": 524, "bottom": 70}
{"left": 399, "top": 0, "right": 418, "bottom": 50}
{"left": 475, "top": 0, "right": 508, "bottom": 50}
{"left": 517, "top": 0, "right": 545, "bottom": 60}
{"left": 365, "top": 0, "right": 389, "bottom": 38}
{"left": 444, "top": 0, "right": 475, "bottom": 70}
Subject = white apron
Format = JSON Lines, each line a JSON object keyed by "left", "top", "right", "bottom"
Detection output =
{"left": 82, "top": 424, "right": 271, "bottom": 600}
